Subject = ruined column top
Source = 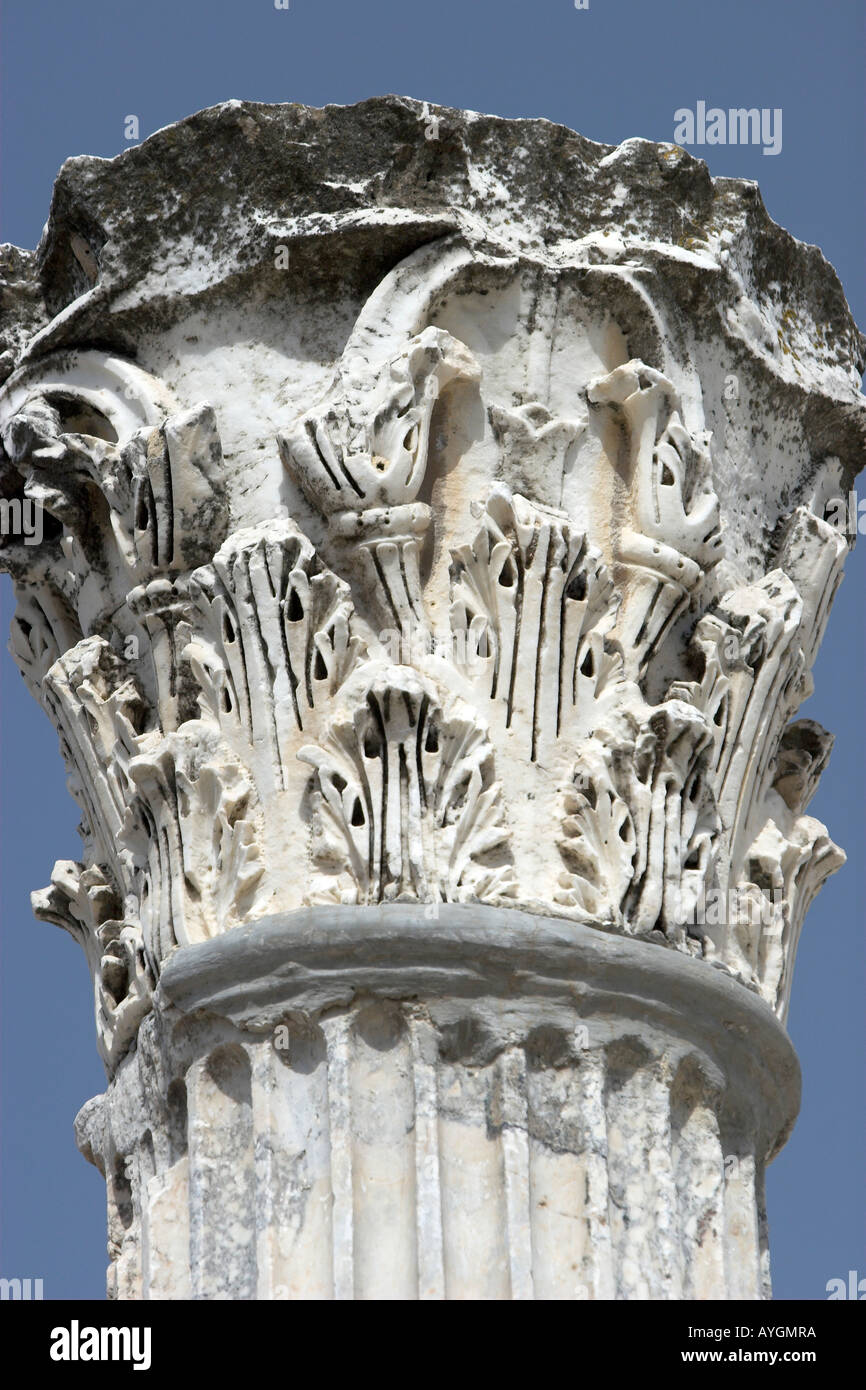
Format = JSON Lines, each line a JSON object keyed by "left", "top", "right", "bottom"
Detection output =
{"left": 1, "top": 96, "right": 864, "bottom": 1075}
{"left": 2, "top": 95, "right": 863, "bottom": 394}
{"left": 2, "top": 97, "right": 864, "bottom": 567}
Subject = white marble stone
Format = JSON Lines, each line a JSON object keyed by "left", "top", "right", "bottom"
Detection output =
{"left": 1, "top": 96, "right": 863, "bottom": 1299}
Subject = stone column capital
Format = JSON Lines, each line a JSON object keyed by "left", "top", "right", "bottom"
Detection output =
{"left": 2, "top": 96, "right": 863, "bottom": 1299}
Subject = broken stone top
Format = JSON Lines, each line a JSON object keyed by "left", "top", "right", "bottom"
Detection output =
{"left": 3, "top": 97, "right": 865, "bottom": 557}
{"left": 3, "top": 98, "right": 864, "bottom": 581}
{"left": 2, "top": 104, "right": 862, "bottom": 367}
{"left": 1, "top": 97, "right": 864, "bottom": 1071}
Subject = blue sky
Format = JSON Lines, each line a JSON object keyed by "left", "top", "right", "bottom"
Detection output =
{"left": 1, "top": 0, "right": 864, "bottom": 1299}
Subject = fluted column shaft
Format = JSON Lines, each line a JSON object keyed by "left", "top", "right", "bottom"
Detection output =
{"left": 75, "top": 907, "right": 797, "bottom": 1301}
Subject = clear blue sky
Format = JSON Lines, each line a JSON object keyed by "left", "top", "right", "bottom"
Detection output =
{"left": 1, "top": 0, "right": 863, "bottom": 1300}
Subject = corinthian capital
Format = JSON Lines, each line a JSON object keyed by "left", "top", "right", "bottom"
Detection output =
{"left": 2, "top": 97, "right": 863, "bottom": 1301}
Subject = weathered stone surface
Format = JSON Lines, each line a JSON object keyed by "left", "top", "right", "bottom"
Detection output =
{"left": 76, "top": 906, "right": 798, "bottom": 1301}
{"left": 1, "top": 96, "right": 863, "bottom": 1299}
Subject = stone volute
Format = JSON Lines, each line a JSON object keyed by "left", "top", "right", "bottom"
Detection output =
{"left": 1, "top": 97, "right": 864, "bottom": 1301}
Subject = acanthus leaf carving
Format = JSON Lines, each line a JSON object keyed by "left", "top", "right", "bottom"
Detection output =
{"left": 0, "top": 223, "right": 857, "bottom": 1059}
{"left": 181, "top": 519, "right": 365, "bottom": 796}
{"left": 120, "top": 725, "right": 269, "bottom": 954}
{"left": 733, "top": 815, "right": 844, "bottom": 1018}
{"left": 449, "top": 486, "right": 626, "bottom": 764}
{"left": 280, "top": 326, "right": 479, "bottom": 517}
{"left": 280, "top": 320, "right": 480, "bottom": 637}
{"left": 587, "top": 360, "right": 723, "bottom": 681}
{"left": 299, "top": 667, "right": 516, "bottom": 907}
{"left": 661, "top": 506, "right": 849, "bottom": 1014}
{"left": 557, "top": 701, "right": 719, "bottom": 942}
{"left": 31, "top": 859, "right": 153, "bottom": 1070}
